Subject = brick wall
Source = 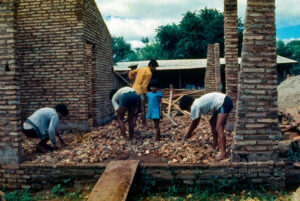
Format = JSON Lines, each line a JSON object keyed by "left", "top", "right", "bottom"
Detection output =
{"left": 16, "top": 0, "right": 113, "bottom": 131}
{"left": 0, "top": 0, "right": 21, "bottom": 165}
{"left": 1, "top": 0, "right": 114, "bottom": 188}
{"left": 232, "top": 0, "right": 280, "bottom": 162}
{"left": 83, "top": 0, "right": 114, "bottom": 125}
{"left": 224, "top": 0, "right": 239, "bottom": 131}
{"left": 0, "top": 162, "right": 286, "bottom": 190}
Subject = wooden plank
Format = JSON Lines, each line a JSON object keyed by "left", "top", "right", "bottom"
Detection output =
{"left": 115, "top": 71, "right": 131, "bottom": 86}
{"left": 88, "top": 160, "right": 139, "bottom": 201}
{"left": 162, "top": 112, "right": 178, "bottom": 126}
{"left": 167, "top": 84, "right": 173, "bottom": 117}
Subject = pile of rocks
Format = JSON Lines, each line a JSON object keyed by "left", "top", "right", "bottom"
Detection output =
{"left": 22, "top": 115, "right": 232, "bottom": 164}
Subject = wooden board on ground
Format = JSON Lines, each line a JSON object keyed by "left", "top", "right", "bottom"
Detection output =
{"left": 88, "top": 160, "right": 139, "bottom": 201}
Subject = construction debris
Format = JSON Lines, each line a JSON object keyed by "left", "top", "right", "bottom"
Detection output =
{"left": 22, "top": 115, "right": 232, "bottom": 164}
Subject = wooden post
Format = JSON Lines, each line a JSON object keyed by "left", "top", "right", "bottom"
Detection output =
{"left": 167, "top": 84, "right": 173, "bottom": 117}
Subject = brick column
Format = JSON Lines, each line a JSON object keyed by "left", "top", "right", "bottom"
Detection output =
{"left": 232, "top": 0, "right": 280, "bottom": 162}
{"left": 224, "top": 0, "right": 239, "bottom": 131}
{"left": 214, "top": 43, "right": 221, "bottom": 92}
{"left": 204, "top": 44, "right": 215, "bottom": 94}
{"left": 0, "top": 0, "right": 21, "bottom": 165}
{"left": 0, "top": 0, "right": 22, "bottom": 189}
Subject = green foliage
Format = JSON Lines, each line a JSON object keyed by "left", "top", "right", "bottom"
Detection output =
{"left": 136, "top": 42, "right": 165, "bottom": 60}
{"left": 156, "top": 8, "right": 243, "bottom": 59}
{"left": 277, "top": 40, "right": 300, "bottom": 60}
{"left": 51, "top": 183, "right": 65, "bottom": 198}
{"left": 277, "top": 40, "right": 300, "bottom": 74}
{"left": 3, "top": 189, "right": 38, "bottom": 201}
{"left": 112, "top": 36, "right": 137, "bottom": 63}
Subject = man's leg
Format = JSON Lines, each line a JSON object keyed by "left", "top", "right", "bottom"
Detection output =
{"left": 128, "top": 107, "right": 135, "bottom": 140}
{"left": 140, "top": 96, "right": 146, "bottom": 126}
{"left": 210, "top": 113, "right": 218, "bottom": 149}
{"left": 22, "top": 127, "right": 51, "bottom": 153}
{"left": 215, "top": 113, "right": 229, "bottom": 159}
{"left": 153, "top": 119, "right": 160, "bottom": 141}
{"left": 117, "top": 107, "right": 129, "bottom": 140}
{"left": 37, "top": 138, "right": 52, "bottom": 153}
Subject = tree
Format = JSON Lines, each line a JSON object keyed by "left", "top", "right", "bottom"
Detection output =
{"left": 156, "top": 8, "right": 243, "bottom": 59}
{"left": 156, "top": 8, "right": 226, "bottom": 59}
{"left": 277, "top": 40, "right": 300, "bottom": 60}
{"left": 277, "top": 40, "right": 300, "bottom": 74}
{"left": 135, "top": 42, "right": 166, "bottom": 60}
{"left": 111, "top": 36, "right": 137, "bottom": 63}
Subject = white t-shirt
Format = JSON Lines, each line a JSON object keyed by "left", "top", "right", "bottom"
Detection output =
{"left": 191, "top": 92, "right": 226, "bottom": 120}
{"left": 112, "top": 87, "right": 135, "bottom": 111}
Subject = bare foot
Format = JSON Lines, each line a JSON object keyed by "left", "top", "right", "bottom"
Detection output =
{"left": 215, "top": 152, "right": 227, "bottom": 161}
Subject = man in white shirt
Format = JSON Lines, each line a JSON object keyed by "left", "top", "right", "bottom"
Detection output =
{"left": 22, "top": 104, "right": 69, "bottom": 153}
{"left": 110, "top": 87, "right": 139, "bottom": 140}
{"left": 179, "top": 92, "right": 233, "bottom": 160}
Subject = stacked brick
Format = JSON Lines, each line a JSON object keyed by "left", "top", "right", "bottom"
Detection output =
{"left": 1, "top": 162, "right": 285, "bottom": 190}
{"left": 224, "top": 0, "right": 239, "bottom": 131}
{"left": 232, "top": 0, "right": 281, "bottom": 163}
{"left": 0, "top": 0, "right": 22, "bottom": 189}
{"left": 214, "top": 43, "right": 221, "bottom": 92}
{"left": 16, "top": 0, "right": 114, "bottom": 131}
{"left": 204, "top": 44, "right": 215, "bottom": 94}
{"left": 205, "top": 44, "right": 221, "bottom": 94}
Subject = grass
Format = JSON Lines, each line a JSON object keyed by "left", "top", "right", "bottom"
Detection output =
{"left": 2, "top": 179, "right": 94, "bottom": 201}
{"left": 128, "top": 184, "right": 292, "bottom": 201}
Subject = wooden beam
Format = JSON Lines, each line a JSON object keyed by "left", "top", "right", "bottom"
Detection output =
{"left": 88, "top": 160, "right": 139, "bottom": 201}
{"left": 167, "top": 84, "right": 173, "bottom": 117}
{"left": 114, "top": 71, "right": 130, "bottom": 86}
{"left": 163, "top": 112, "right": 178, "bottom": 126}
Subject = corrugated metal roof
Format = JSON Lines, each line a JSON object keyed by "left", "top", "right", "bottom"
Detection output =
{"left": 114, "top": 55, "right": 298, "bottom": 72}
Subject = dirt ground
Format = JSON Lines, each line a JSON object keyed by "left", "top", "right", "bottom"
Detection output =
{"left": 22, "top": 75, "right": 300, "bottom": 165}
{"left": 278, "top": 75, "right": 300, "bottom": 123}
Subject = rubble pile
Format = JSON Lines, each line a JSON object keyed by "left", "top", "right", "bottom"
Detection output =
{"left": 22, "top": 115, "right": 232, "bottom": 164}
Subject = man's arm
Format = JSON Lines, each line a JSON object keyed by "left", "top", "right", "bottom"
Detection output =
{"left": 185, "top": 117, "right": 200, "bottom": 139}
{"left": 128, "top": 69, "right": 138, "bottom": 80}
{"left": 48, "top": 116, "right": 59, "bottom": 147}
{"left": 55, "top": 128, "right": 66, "bottom": 146}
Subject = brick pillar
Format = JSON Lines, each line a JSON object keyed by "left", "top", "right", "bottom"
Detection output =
{"left": 232, "top": 0, "right": 280, "bottom": 162}
{"left": 214, "top": 43, "right": 221, "bottom": 92}
{"left": 204, "top": 44, "right": 215, "bottom": 94}
{"left": 0, "top": 0, "right": 22, "bottom": 189}
{"left": 224, "top": 0, "right": 239, "bottom": 131}
{"left": 0, "top": 0, "right": 21, "bottom": 165}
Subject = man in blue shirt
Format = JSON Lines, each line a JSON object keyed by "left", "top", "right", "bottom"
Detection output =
{"left": 22, "top": 104, "right": 69, "bottom": 153}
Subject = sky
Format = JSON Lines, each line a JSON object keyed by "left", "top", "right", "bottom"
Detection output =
{"left": 96, "top": 0, "right": 300, "bottom": 48}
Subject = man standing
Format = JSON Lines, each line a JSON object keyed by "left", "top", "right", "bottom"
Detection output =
{"left": 110, "top": 87, "right": 139, "bottom": 140}
{"left": 128, "top": 59, "right": 159, "bottom": 126}
{"left": 179, "top": 92, "right": 233, "bottom": 160}
{"left": 22, "top": 104, "right": 69, "bottom": 152}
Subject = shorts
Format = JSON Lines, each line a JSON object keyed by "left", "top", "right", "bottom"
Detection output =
{"left": 22, "top": 120, "right": 49, "bottom": 141}
{"left": 119, "top": 91, "right": 139, "bottom": 109}
{"left": 217, "top": 95, "right": 233, "bottom": 114}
